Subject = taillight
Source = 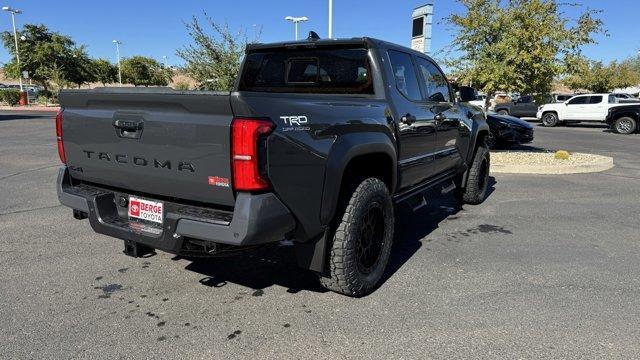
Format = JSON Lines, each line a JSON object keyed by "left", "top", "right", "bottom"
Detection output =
{"left": 231, "top": 117, "right": 274, "bottom": 191}
{"left": 56, "top": 109, "right": 66, "bottom": 164}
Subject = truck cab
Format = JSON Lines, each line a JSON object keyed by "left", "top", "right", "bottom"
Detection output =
{"left": 494, "top": 95, "right": 539, "bottom": 118}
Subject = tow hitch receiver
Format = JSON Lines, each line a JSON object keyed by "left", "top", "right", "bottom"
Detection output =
{"left": 123, "top": 239, "right": 155, "bottom": 258}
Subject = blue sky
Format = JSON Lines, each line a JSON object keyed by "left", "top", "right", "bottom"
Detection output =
{"left": 0, "top": 0, "right": 637, "bottom": 67}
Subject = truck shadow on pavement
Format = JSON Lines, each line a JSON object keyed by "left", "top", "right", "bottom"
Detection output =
{"left": 183, "top": 177, "right": 496, "bottom": 296}
{"left": 0, "top": 113, "right": 54, "bottom": 122}
{"left": 380, "top": 177, "right": 496, "bottom": 288}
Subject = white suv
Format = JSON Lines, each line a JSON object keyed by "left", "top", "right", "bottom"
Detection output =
{"left": 537, "top": 93, "right": 640, "bottom": 127}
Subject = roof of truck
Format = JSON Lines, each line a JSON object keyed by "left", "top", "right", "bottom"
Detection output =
{"left": 245, "top": 36, "right": 436, "bottom": 62}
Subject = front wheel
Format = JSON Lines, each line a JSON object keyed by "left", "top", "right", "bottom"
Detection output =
{"left": 541, "top": 112, "right": 559, "bottom": 127}
{"left": 456, "top": 144, "right": 490, "bottom": 205}
{"left": 497, "top": 109, "right": 509, "bottom": 116}
{"left": 613, "top": 117, "right": 636, "bottom": 135}
{"left": 319, "top": 178, "right": 394, "bottom": 297}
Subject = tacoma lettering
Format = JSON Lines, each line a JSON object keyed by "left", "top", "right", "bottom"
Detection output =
{"left": 81, "top": 150, "right": 195, "bottom": 172}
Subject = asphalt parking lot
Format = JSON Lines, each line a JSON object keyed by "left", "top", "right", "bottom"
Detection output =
{"left": 1, "top": 111, "right": 639, "bottom": 359}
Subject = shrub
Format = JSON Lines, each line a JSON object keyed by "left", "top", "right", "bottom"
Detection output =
{"left": 36, "top": 95, "right": 49, "bottom": 106}
{"left": 173, "top": 81, "right": 190, "bottom": 91}
{"left": 0, "top": 89, "right": 21, "bottom": 106}
{"left": 554, "top": 150, "right": 571, "bottom": 160}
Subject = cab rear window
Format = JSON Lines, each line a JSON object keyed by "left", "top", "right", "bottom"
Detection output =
{"left": 239, "top": 48, "right": 373, "bottom": 94}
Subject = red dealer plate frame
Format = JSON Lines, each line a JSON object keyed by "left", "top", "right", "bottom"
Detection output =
{"left": 128, "top": 197, "right": 164, "bottom": 225}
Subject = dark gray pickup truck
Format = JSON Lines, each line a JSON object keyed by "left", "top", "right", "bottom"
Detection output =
{"left": 57, "top": 37, "right": 490, "bottom": 296}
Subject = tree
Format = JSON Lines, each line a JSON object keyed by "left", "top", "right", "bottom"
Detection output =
{"left": 1, "top": 24, "right": 77, "bottom": 91}
{"left": 177, "top": 12, "right": 258, "bottom": 91}
{"left": 65, "top": 46, "right": 96, "bottom": 88}
{"left": 444, "top": 0, "right": 605, "bottom": 106}
{"left": 91, "top": 59, "right": 118, "bottom": 86}
{"left": 121, "top": 56, "right": 171, "bottom": 86}
{"left": 563, "top": 58, "right": 640, "bottom": 93}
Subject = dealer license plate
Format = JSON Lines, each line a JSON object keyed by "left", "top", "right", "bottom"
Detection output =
{"left": 128, "top": 197, "right": 164, "bottom": 224}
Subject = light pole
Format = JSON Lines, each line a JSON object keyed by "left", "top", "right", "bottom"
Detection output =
{"left": 284, "top": 16, "right": 308, "bottom": 40}
{"left": 328, "top": 0, "right": 333, "bottom": 39}
{"left": 112, "top": 40, "right": 122, "bottom": 86}
{"left": 2, "top": 6, "right": 23, "bottom": 92}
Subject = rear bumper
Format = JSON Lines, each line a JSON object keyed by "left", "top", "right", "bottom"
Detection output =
{"left": 57, "top": 167, "right": 295, "bottom": 255}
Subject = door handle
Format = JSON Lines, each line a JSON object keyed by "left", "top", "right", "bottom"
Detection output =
{"left": 113, "top": 119, "right": 144, "bottom": 131}
{"left": 113, "top": 119, "right": 144, "bottom": 139}
{"left": 401, "top": 114, "right": 417, "bottom": 125}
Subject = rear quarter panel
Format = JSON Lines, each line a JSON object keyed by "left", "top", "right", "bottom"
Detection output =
{"left": 231, "top": 92, "right": 395, "bottom": 240}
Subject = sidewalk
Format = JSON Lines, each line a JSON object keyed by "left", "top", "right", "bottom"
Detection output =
{"left": 0, "top": 105, "right": 60, "bottom": 112}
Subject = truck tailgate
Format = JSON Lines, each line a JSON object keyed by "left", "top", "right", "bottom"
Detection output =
{"left": 59, "top": 89, "right": 235, "bottom": 207}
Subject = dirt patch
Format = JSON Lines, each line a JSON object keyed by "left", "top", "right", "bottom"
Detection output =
{"left": 491, "top": 151, "right": 614, "bottom": 174}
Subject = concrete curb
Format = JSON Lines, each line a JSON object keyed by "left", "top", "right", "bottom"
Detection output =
{"left": 0, "top": 105, "right": 60, "bottom": 112}
{"left": 491, "top": 153, "right": 614, "bottom": 174}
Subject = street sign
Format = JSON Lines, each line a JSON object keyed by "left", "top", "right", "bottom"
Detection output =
{"left": 22, "top": 70, "right": 29, "bottom": 79}
{"left": 411, "top": 4, "right": 434, "bottom": 54}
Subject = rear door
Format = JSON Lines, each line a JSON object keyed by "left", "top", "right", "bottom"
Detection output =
{"left": 512, "top": 96, "right": 537, "bottom": 117}
{"left": 584, "top": 95, "right": 605, "bottom": 120}
{"left": 59, "top": 90, "right": 236, "bottom": 207}
{"left": 387, "top": 50, "right": 438, "bottom": 189}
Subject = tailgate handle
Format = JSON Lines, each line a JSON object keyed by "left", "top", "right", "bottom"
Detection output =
{"left": 113, "top": 119, "right": 143, "bottom": 131}
{"left": 113, "top": 119, "right": 144, "bottom": 139}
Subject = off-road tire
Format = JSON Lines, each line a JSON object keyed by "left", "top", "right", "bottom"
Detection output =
{"left": 613, "top": 116, "right": 636, "bottom": 135}
{"left": 456, "top": 144, "right": 490, "bottom": 205}
{"left": 542, "top": 112, "right": 559, "bottom": 127}
{"left": 319, "top": 178, "right": 394, "bottom": 297}
{"left": 497, "top": 109, "right": 509, "bottom": 116}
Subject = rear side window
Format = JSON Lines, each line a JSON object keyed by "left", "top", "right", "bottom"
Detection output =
{"left": 388, "top": 50, "right": 422, "bottom": 101}
{"left": 588, "top": 96, "right": 603, "bottom": 104}
{"left": 240, "top": 48, "right": 373, "bottom": 94}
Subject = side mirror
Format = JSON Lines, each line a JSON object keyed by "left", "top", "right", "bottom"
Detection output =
{"left": 458, "top": 86, "right": 477, "bottom": 103}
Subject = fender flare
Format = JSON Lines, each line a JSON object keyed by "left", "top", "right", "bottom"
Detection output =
{"left": 319, "top": 132, "right": 397, "bottom": 225}
{"left": 460, "top": 118, "right": 490, "bottom": 188}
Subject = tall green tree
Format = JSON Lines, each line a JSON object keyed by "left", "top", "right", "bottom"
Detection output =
{"left": 564, "top": 58, "right": 640, "bottom": 93}
{"left": 121, "top": 56, "right": 171, "bottom": 86}
{"left": 444, "top": 0, "right": 605, "bottom": 105}
{"left": 65, "top": 46, "right": 96, "bottom": 88}
{"left": 177, "top": 12, "right": 258, "bottom": 91}
{"left": 1, "top": 24, "right": 79, "bottom": 91}
{"left": 91, "top": 58, "right": 118, "bottom": 86}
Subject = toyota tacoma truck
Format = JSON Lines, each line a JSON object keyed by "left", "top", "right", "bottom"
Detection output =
{"left": 56, "top": 36, "right": 490, "bottom": 297}
{"left": 537, "top": 93, "right": 640, "bottom": 127}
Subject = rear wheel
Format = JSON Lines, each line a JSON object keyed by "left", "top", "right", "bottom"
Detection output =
{"left": 613, "top": 117, "right": 636, "bottom": 135}
{"left": 456, "top": 143, "right": 490, "bottom": 205}
{"left": 319, "top": 177, "right": 394, "bottom": 297}
{"left": 542, "top": 112, "right": 559, "bottom": 127}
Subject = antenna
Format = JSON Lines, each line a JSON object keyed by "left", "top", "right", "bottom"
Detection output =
{"left": 307, "top": 31, "right": 320, "bottom": 41}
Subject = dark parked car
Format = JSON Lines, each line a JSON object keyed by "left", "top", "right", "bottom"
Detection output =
{"left": 56, "top": 36, "right": 490, "bottom": 297}
{"left": 494, "top": 95, "right": 538, "bottom": 118}
{"left": 486, "top": 112, "right": 534, "bottom": 148}
{"left": 606, "top": 104, "right": 640, "bottom": 134}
